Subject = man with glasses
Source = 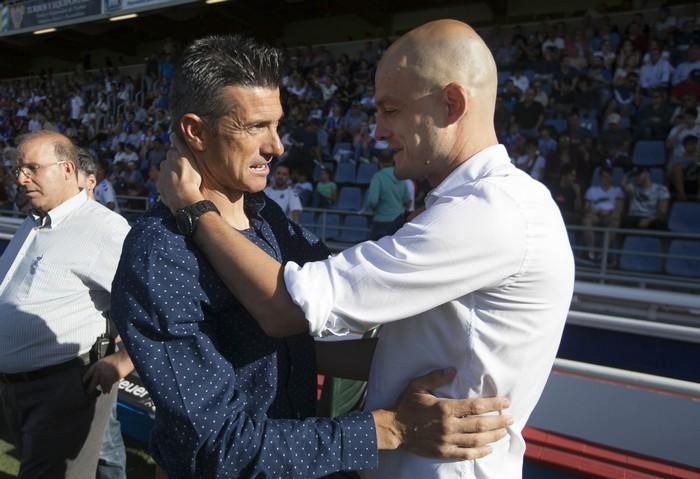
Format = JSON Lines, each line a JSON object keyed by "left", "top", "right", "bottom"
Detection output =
{"left": 0, "top": 131, "right": 130, "bottom": 478}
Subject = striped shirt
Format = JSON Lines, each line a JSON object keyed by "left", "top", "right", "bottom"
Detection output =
{"left": 0, "top": 190, "right": 129, "bottom": 373}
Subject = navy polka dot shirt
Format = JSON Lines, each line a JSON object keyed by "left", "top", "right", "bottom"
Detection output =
{"left": 111, "top": 193, "right": 377, "bottom": 478}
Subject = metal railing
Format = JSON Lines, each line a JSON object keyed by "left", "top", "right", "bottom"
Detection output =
{"left": 552, "top": 358, "right": 700, "bottom": 399}
{"left": 566, "top": 224, "right": 700, "bottom": 292}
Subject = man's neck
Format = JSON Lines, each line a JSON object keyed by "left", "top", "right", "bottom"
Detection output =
{"left": 202, "top": 188, "right": 249, "bottom": 231}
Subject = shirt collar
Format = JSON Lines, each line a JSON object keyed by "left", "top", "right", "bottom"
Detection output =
{"left": 426, "top": 144, "right": 510, "bottom": 207}
{"left": 244, "top": 192, "right": 267, "bottom": 229}
{"left": 31, "top": 189, "right": 87, "bottom": 229}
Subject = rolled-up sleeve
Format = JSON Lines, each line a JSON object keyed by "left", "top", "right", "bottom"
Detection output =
{"left": 284, "top": 189, "right": 527, "bottom": 337}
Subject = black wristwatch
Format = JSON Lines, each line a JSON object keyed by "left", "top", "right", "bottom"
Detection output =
{"left": 174, "top": 200, "right": 219, "bottom": 237}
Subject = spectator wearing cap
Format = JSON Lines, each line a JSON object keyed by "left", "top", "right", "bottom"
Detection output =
{"left": 621, "top": 166, "right": 670, "bottom": 229}
{"left": 668, "top": 134, "right": 700, "bottom": 201}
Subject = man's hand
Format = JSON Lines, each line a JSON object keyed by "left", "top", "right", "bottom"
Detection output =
{"left": 157, "top": 135, "right": 205, "bottom": 212}
{"left": 372, "top": 368, "right": 512, "bottom": 460}
{"left": 82, "top": 347, "right": 134, "bottom": 396}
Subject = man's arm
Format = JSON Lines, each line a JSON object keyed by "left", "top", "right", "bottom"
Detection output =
{"left": 112, "top": 221, "right": 512, "bottom": 476}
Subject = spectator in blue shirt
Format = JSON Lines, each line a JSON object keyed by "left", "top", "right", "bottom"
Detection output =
{"left": 112, "top": 34, "right": 510, "bottom": 479}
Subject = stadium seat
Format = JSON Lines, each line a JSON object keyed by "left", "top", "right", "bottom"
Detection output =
{"left": 665, "top": 240, "right": 700, "bottom": 278}
{"left": 299, "top": 211, "right": 316, "bottom": 234}
{"left": 355, "top": 163, "right": 378, "bottom": 185}
{"left": 339, "top": 215, "right": 369, "bottom": 243}
{"left": 334, "top": 163, "right": 356, "bottom": 184}
{"left": 668, "top": 202, "right": 700, "bottom": 234}
{"left": 591, "top": 167, "right": 624, "bottom": 186}
{"left": 619, "top": 236, "right": 663, "bottom": 274}
{"left": 335, "top": 186, "right": 363, "bottom": 211}
{"left": 0, "top": 239, "right": 8, "bottom": 255}
{"left": 316, "top": 212, "right": 341, "bottom": 241}
{"left": 632, "top": 140, "right": 665, "bottom": 167}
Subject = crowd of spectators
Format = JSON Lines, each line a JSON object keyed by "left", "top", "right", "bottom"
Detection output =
{"left": 1, "top": 6, "right": 699, "bottom": 264}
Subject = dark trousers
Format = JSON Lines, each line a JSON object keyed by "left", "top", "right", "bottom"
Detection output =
{"left": 0, "top": 360, "right": 115, "bottom": 479}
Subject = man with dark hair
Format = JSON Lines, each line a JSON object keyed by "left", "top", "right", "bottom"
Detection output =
{"left": 582, "top": 167, "right": 625, "bottom": 261}
{"left": 0, "top": 131, "right": 130, "bottom": 478}
{"left": 622, "top": 166, "right": 670, "bottom": 229}
{"left": 113, "top": 35, "right": 509, "bottom": 479}
{"left": 159, "top": 22, "right": 574, "bottom": 479}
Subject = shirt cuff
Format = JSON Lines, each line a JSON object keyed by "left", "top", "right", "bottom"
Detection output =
{"left": 335, "top": 412, "right": 379, "bottom": 472}
{"left": 284, "top": 260, "right": 350, "bottom": 337}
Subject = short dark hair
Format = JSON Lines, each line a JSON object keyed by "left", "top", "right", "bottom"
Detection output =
{"left": 76, "top": 148, "right": 97, "bottom": 176}
{"left": 170, "top": 34, "right": 282, "bottom": 139}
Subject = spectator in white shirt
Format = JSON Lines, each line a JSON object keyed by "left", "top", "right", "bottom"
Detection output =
{"left": 639, "top": 46, "right": 673, "bottom": 90}
{"left": 264, "top": 163, "right": 302, "bottom": 222}
{"left": 94, "top": 160, "right": 120, "bottom": 213}
{"left": 159, "top": 19, "right": 574, "bottom": 479}
{"left": 581, "top": 167, "right": 625, "bottom": 261}
{"left": 0, "top": 131, "right": 131, "bottom": 478}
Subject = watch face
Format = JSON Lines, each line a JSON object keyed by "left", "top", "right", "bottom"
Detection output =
{"left": 175, "top": 209, "right": 194, "bottom": 236}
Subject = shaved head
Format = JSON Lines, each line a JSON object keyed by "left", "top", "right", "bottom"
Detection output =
{"left": 378, "top": 19, "right": 498, "bottom": 116}
{"left": 374, "top": 19, "right": 499, "bottom": 186}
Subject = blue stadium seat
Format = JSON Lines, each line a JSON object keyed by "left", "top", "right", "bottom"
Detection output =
{"left": 650, "top": 167, "right": 664, "bottom": 185}
{"left": 619, "top": 236, "right": 663, "bottom": 273}
{"left": 316, "top": 213, "right": 341, "bottom": 241}
{"left": 543, "top": 118, "right": 567, "bottom": 134}
{"left": 668, "top": 202, "right": 700, "bottom": 234}
{"left": 591, "top": 167, "right": 624, "bottom": 187}
{"left": 339, "top": 215, "right": 369, "bottom": 243}
{"left": 356, "top": 163, "right": 378, "bottom": 185}
{"left": 299, "top": 211, "right": 316, "bottom": 234}
{"left": 0, "top": 239, "right": 8, "bottom": 255}
{"left": 334, "top": 163, "right": 356, "bottom": 184}
{"left": 335, "top": 187, "right": 363, "bottom": 211}
{"left": 632, "top": 140, "right": 665, "bottom": 167}
{"left": 665, "top": 240, "right": 700, "bottom": 278}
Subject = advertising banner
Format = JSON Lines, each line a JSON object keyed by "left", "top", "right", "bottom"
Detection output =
{"left": 1, "top": 0, "right": 101, "bottom": 33}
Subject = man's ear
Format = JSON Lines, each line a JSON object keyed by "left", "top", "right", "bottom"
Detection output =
{"left": 444, "top": 83, "right": 468, "bottom": 125}
{"left": 179, "top": 114, "right": 210, "bottom": 152}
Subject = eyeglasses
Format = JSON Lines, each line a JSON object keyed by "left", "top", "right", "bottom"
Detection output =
{"left": 13, "top": 161, "right": 67, "bottom": 178}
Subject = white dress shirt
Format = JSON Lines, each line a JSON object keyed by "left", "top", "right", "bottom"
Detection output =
{"left": 284, "top": 145, "right": 575, "bottom": 478}
{"left": 0, "top": 190, "right": 129, "bottom": 373}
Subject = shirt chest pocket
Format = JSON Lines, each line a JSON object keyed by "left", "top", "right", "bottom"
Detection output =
{"left": 19, "top": 256, "right": 87, "bottom": 301}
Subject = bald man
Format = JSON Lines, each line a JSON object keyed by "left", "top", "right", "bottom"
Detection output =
{"left": 0, "top": 131, "right": 131, "bottom": 478}
{"left": 159, "top": 21, "right": 574, "bottom": 478}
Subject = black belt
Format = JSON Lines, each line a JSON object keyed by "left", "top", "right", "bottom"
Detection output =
{"left": 0, "top": 355, "right": 90, "bottom": 384}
